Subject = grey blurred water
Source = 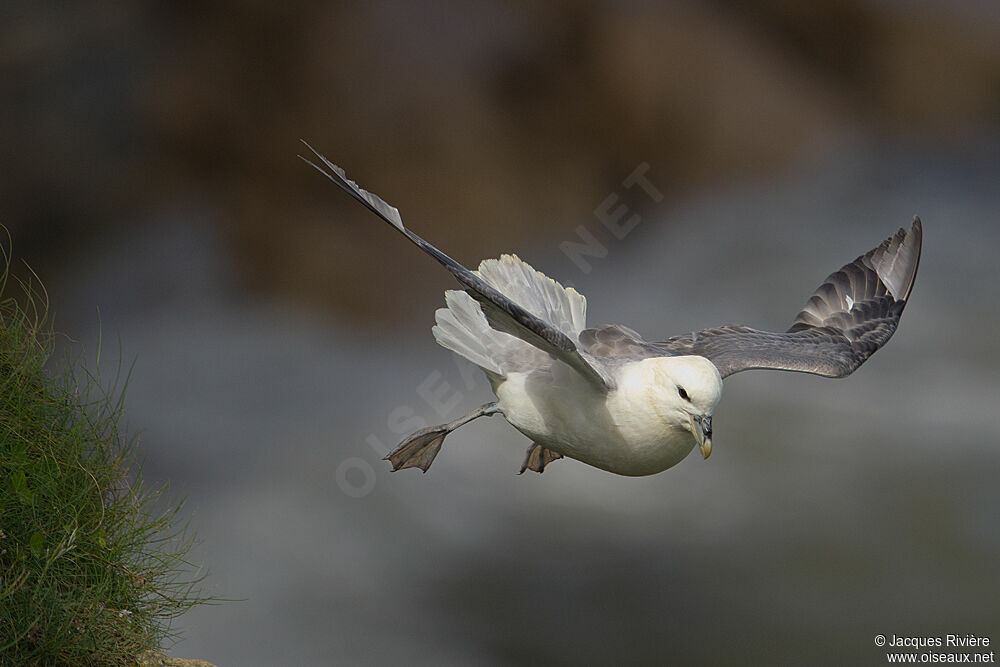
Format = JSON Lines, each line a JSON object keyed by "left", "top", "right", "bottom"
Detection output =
{"left": 50, "top": 136, "right": 999, "bottom": 665}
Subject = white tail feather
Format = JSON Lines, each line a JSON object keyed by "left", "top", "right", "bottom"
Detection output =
{"left": 432, "top": 292, "right": 505, "bottom": 375}
{"left": 431, "top": 255, "right": 587, "bottom": 377}
{"left": 476, "top": 254, "right": 587, "bottom": 336}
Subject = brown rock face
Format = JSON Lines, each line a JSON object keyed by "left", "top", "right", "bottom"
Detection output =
{"left": 3, "top": 2, "right": 998, "bottom": 323}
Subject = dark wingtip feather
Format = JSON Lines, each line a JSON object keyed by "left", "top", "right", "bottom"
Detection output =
{"left": 300, "top": 141, "right": 407, "bottom": 233}
{"left": 791, "top": 217, "right": 922, "bottom": 332}
{"left": 901, "top": 216, "right": 922, "bottom": 302}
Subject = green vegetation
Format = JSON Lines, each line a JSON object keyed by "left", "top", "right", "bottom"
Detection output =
{"left": 0, "top": 236, "right": 207, "bottom": 665}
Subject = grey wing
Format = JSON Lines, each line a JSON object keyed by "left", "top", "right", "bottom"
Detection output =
{"left": 579, "top": 324, "right": 679, "bottom": 361}
{"left": 658, "top": 218, "right": 922, "bottom": 378}
{"left": 302, "top": 142, "right": 614, "bottom": 390}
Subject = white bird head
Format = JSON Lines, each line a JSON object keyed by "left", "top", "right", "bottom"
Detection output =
{"left": 640, "top": 355, "right": 723, "bottom": 459}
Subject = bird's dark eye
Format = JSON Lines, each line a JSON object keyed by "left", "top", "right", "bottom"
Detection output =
{"left": 677, "top": 386, "right": 689, "bottom": 401}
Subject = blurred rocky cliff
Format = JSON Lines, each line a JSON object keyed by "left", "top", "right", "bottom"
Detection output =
{"left": 2, "top": 0, "right": 998, "bottom": 323}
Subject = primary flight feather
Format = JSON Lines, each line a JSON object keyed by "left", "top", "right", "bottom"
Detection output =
{"left": 303, "top": 142, "right": 922, "bottom": 477}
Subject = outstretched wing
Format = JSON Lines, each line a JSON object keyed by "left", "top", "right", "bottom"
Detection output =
{"left": 301, "top": 142, "right": 614, "bottom": 390}
{"left": 578, "top": 324, "right": 678, "bottom": 361}
{"left": 657, "top": 218, "right": 922, "bottom": 378}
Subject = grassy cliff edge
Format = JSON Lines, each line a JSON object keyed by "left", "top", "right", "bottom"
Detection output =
{"left": 0, "top": 236, "right": 211, "bottom": 665}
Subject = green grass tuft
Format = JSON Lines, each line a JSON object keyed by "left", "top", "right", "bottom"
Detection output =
{"left": 0, "top": 232, "right": 209, "bottom": 665}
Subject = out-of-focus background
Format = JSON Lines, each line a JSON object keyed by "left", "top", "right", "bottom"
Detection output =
{"left": 3, "top": 1, "right": 999, "bottom": 664}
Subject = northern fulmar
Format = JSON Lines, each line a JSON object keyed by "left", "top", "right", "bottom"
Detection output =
{"left": 303, "top": 143, "right": 922, "bottom": 477}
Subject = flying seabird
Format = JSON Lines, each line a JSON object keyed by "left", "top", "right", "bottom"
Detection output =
{"left": 302, "top": 143, "right": 922, "bottom": 477}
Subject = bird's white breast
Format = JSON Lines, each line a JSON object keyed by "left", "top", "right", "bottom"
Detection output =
{"left": 495, "top": 361, "right": 698, "bottom": 476}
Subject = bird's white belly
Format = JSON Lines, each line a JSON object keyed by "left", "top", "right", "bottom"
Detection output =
{"left": 495, "top": 370, "right": 696, "bottom": 476}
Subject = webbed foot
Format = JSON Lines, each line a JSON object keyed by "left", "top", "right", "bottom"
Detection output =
{"left": 518, "top": 443, "right": 563, "bottom": 474}
{"left": 384, "top": 402, "right": 500, "bottom": 473}
{"left": 384, "top": 426, "right": 448, "bottom": 472}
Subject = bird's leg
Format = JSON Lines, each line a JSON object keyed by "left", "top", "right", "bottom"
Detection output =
{"left": 384, "top": 402, "right": 500, "bottom": 473}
